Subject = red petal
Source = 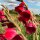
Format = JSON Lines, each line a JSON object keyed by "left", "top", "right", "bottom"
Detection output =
{"left": 0, "top": 10, "right": 4, "bottom": 15}
{"left": 15, "top": 6, "right": 25, "bottom": 13}
{"left": 19, "top": 10, "right": 31, "bottom": 21}
{"left": 4, "top": 28, "right": 17, "bottom": 40}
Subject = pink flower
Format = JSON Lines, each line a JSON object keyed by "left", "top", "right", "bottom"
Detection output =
{"left": 4, "top": 28, "right": 23, "bottom": 40}
{"left": 4, "top": 28, "right": 17, "bottom": 40}
{"left": 25, "top": 22, "right": 36, "bottom": 34}
{"left": 20, "top": 10, "right": 31, "bottom": 19}
{"left": 0, "top": 10, "right": 4, "bottom": 15}
{"left": 0, "top": 15, "right": 5, "bottom": 22}
{"left": 15, "top": 6, "right": 25, "bottom": 13}
{"left": 21, "top": 10, "right": 31, "bottom": 20}
{"left": 0, "top": 10, "right": 5, "bottom": 20}
{"left": 18, "top": 10, "right": 31, "bottom": 23}
{"left": 0, "top": 15, "right": 5, "bottom": 19}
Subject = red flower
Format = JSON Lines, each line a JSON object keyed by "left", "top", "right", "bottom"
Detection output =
{"left": 18, "top": 10, "right": 31, "bottom": 23}
{"left": 0, "top": 15, "right": 6, "bottom": 22}
{"left": 20, "top": 10, "right": 31, "bottom": 19}
{"left": 4, "top": 28, "right": 17, "bottom": 40}
{"left": 0, "top": 15, "right": 5, "bottom": 19}
{"left": 19, "top": 2, "right": 25, "bottom": 7}
{"left": 0, "top": 10, "right": 5, "bottom": 22}
{"left": 0, "top": 10, "right": 4, "bottom": 15}
{"left": 4, "top": 28, "right": 23, "bottom": 40}
{"left": 0, "top": 34, "right": 6, "bottom": 40}
{"left": 25, "top": 22, "right": 36, "bottom": 34}
{"left": 15, "top": 6, "right": 25, "bottom": 13}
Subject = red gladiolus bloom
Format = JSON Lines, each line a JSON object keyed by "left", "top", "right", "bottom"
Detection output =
{"left": 25, "top": 22, "right": 36, "bottom": 34}
{"left": 15, "top": 6, "right": 25, "bottom": 13}
{"left": 4, "top": 28, "right": 18, "bottom": 40}
{"left": 0, "top": 15, "right": 5, "bottom": 22}
{"left": 4, "top": 28, "right": 23, "bottom": 40}
{"left": 0, "top": 34, "right": 6, "bottom": 40}
{"left": 0, "top": 10, "right": 4, "bottom": 22}
{"left": 18, "top": 10, "right": 31, "bottom": 22}
{"left": 19, "top": 2, "right": 25, "bottom": 7}
{"left": 0, "top": 10, "right": 4, "bottom": 15}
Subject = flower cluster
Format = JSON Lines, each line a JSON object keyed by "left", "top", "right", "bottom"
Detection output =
{"left": 0, "top": 2, "right": 37, "bottom": 40}
{"left": 0, "top": 9, "right": 23, "bottom": 40}
{"left": 15, "top": 2, "right": 31, "bottom": 24}
{"left": 15, "top": 2, "right": 36, "bottom": 34}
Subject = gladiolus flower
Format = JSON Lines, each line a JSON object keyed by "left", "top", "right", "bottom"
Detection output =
{"left": 4, "top": 28, "right": 23, "bottom": 40}
{"left": 25, "top": 22, "right": 36, "bottom": 34}
{"left": 15, "top": 6, "right": 25, "bottom": 13}
{"left": 0, "top": 15, "right": 5, "bottom": 19}
{"left": 0, "top": 10, "right": 4, "bottom": 15}
{"left": 0, "top": 10, "right": 5, "bottom": 22}
{"left": 4, "top": 28, "right": 17, "bottom": 40}
{"left": 20, "top": 10, "right": 31, "bottom": 19}
{"left": 18, "top": 10, "right": 31, "bottom": 23}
